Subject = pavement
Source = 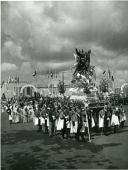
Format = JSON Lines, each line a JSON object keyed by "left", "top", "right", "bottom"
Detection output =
{"left": 1, "top": 106, "right": 128, "bottom": 169}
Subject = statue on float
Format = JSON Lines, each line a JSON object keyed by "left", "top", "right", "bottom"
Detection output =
{"left": 70, "top": 48, "right": 97, "bottom": 95}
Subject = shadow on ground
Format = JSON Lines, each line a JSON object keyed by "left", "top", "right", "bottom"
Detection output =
{"left": 2, "top": 129, "right": 122, "bottom": 169}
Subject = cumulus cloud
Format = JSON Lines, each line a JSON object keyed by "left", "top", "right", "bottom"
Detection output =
{"left": 1, "top": 62, "right": 17, "bottom": 72}
{"left": 1, "top": 1, "right": 128, "bottom": 85}
{"left": 3, "top": 41, "right": 29, "bottom": 60}
{"left": 36, "top": 61, "right": 73, "bottom": 74}
{"left": 20, "top": 62, "right": 32, "bottom": 74}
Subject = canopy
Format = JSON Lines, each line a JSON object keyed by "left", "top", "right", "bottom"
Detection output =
{"left": 70, "top": 95, "right": 87, "bottom": 101}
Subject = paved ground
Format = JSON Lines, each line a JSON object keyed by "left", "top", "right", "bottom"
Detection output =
{"left": 1, "top": 106, "right": 128, "bottom": 169}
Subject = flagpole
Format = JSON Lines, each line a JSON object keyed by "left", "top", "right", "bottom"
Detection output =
{"left": 52, "top": 76, "right": 53, "bottom": 97}
{"left": 55, "top": 70, "right": 57, "bottom": 97}
{"left": 47, "top": 72, "right": 49, "bottom": 95}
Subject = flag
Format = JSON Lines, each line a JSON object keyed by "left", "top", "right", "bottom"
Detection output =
{"left": 11, "top": 77, "right": 15, "bottom": 83}
{"left": 7, "top": 76, "right": 11, "bottom": 83}
{"left": 55, "top": 70, "right": 57, "bottom": 78}
{"left": 15, "top": 76, "right": 19, "bottom": 83}
{"left": 15, "top": 77, "right": 17, "bottom": 83}
{"left": 56, "top": 73, "right": 57, "bottom": 78}
{"left": 108, "top": 69, "right": 111, "bottom": 79}
{"left": 32, "top": 71, "right": 37, "bottom": 77}
{"left": 17, "top": 76, "right": 20, "bottom": 83}
{"left": 50, "top": 71, "right": 53, "bottom": 79}
{"left": 112, "top": 75, "right": 114, "bottom": 81}
{"left": 103, "top": 70, "right": 106, "bottom": 74}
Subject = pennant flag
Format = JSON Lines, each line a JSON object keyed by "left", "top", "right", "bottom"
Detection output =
{"left": 15, "top": 76, "right": 20, "bottom": 83}
{"left": 108, "top": 69, "right": 111, "bottom": 78}
{"left": 17, "top": 77, "right": 20, "bottom": 83}
{"left": 112, "top": 75, "right": 114, "bottom": 81}
{"left": 55, "top": 70, "right": 57, "bottom": 78}
{"left": 56, "top": 73, "right": 57, "bottom": 78}
{"left": 14, "top": 77, "right": 17, "bottom": 83}
{"left": 103, "top": 70, "right": 106, "bottom": 74}
{"left": 32, "top": 71, "right": 37, "bottom": 77}
{"left": 51, "top": 71, "right": 53, "bottom": 79}
{"left": 11, "top": 77, "right": 15, "bottom": 83}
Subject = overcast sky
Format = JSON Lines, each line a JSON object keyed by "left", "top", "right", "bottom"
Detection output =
{"left": 1, "top": 1, "right": 128, "bottom": 86}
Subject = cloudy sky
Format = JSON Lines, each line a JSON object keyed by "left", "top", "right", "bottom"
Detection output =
{"left": 1, "top": 1, "right": 128, "bottom": 86}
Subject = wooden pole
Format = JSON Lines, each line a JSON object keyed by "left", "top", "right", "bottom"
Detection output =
{"left": 84, "top": 103, "right": 91, "bottom": 143}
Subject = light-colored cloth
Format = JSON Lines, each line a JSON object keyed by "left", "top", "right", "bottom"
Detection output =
{"left": 9, "top": 114, "right": 12, "bottom": 121}
{"left": 120, "top": 112, "right": 127, "bottom": 122}
{"left": 46, "top": 117, "right": 49, "bottom": 127}
{"left": 123, "top": 113, "right": 127, "bottom": 121}
{"left": 111, "top": 114, "right": 119, "bottom": 126}
{"left": 99, "top": 116, "right": 104, "bottom": 128}
{"left": 107, "top": 117, "right": 111, "bottom": 127}
{"left": 15, "top": 113, "right": 20, "bottom": 123}
{"left": 80, "top": 122, "right": 87, "bottom": 133}
{"left": 12, "top": 112, "right": 16, "bottom": 123}
{"left": 56, "top": 117, "right": 64, "bottom": 131}
{"left": 70, "top": 121, "right": 78, "bottom": 133}
{"left": 40, "top": 117, "right": 45, "bottom": 125}
{"left": 34, "top": 117, "right": 38, "bottom": 126}
{"left": 99, "top": 110, "right": 105, "bottom": 128}
{"left": 66, "top": 121, "right": 71, "bottom": 128}
{"left": 91, "top": 117, "right": 95, "bottom": 128}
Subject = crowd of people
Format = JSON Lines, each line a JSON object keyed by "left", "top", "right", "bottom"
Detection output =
{"left": 2, "top": 96, "right": 127, "bottom": 141}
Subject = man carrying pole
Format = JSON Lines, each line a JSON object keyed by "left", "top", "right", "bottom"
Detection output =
{"left": 84, "top": 101, "right": 91, "bottom": 143}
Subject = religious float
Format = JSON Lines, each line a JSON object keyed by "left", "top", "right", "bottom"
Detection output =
{"left": 68, "top": 48, "right": 99, "bottom": 142}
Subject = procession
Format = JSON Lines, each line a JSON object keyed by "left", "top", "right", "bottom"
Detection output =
{"left": 2, "top": 95, "right": 126, "bottom": 141}
{"left": 1, "top": 1, "right": 128, "bottom": 169}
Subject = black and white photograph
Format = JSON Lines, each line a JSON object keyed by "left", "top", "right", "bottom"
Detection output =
{"left": 1, "top": 1, "right": 128, "bottom": 169}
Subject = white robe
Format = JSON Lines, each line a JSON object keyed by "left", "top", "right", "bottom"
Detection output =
{"left": 111, "top": 114, "right": 119, "bottom": 126}
{"left": 70, "top": 121, "right": 78, "bottom": 133}
{"left": 9, "top": 114, "right": 12, "bottom": 121}
{"left": 56, "top": 117, "right": 64, "bottom": 131}
{"left": 91, "top": 117, "right": 95, "bottom": 128}
{"left": 99, "top": 116, "right": 104, "bottom": 128}
{"left": 80, "top": 122, "right": 87, "bottom": 133}
{"left": 40, "top": 117, "right": 45, "bottom": 125}
{"left": 34, "top": 117, "right": 38, "bottom": 126}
